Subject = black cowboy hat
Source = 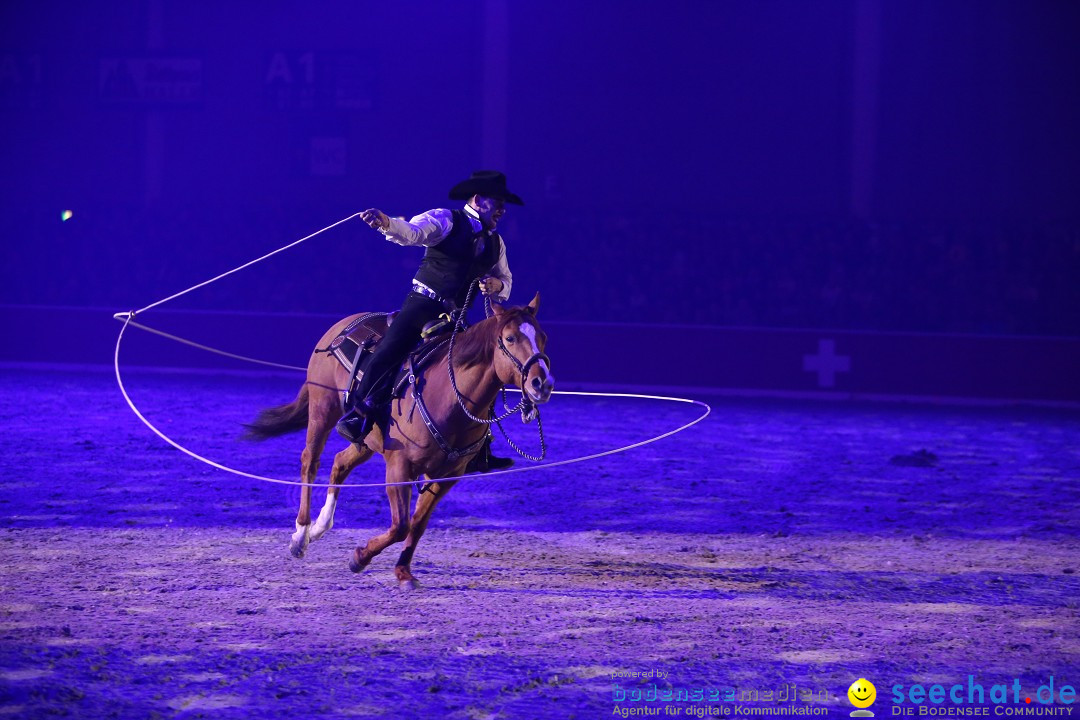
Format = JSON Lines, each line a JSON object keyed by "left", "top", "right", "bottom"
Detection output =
{"left": 448, "top": 170, "right": 524, "bottom": 206}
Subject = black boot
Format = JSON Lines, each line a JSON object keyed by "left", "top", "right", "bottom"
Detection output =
{"left": 485, "top": 452, "right": 514, "bottom": 472}
{"left": 465, "top": 435, "right": 515, "bottom": 474}
{"left": 337, "top": 401, "right": 378, "bottom": 444}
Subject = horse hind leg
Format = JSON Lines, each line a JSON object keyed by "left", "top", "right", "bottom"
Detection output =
{"left": 309, "top": 442, "right": 372, "bottom": 542}
{"left": 289, "top": 393, "right": 340, "bottom": 558}
{"left": 289, "top": 444, "right": 319, "bottom": 558}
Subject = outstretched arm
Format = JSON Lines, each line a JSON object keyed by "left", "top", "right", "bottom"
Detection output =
{"left": 362, "top": 208, "right": 454, "bottom": 248}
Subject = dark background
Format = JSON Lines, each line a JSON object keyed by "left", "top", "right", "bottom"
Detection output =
{"left": 2, "top": 0, "right": 1078, "bottom": 335}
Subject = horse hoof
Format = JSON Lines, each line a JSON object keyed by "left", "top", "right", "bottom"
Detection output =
{"left": 287, "top": 535, "right": 308, "bottom": 561}
{"left": 349, "top": 551, "right": 368, "bottom": 574}
{"left": 398, "top": 579, "right": 419, "bottom": 592}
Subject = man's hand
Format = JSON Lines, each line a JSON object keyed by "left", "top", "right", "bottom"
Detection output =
{"left": 479, "top": 276, "right": 504, "bottom": 296}
{"left": 360, "top": 208, "right": 390, "bottom": 231}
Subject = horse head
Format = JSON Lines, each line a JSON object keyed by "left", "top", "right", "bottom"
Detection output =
{"left": 490, "top": 293, "right": 554, "bottom": 405}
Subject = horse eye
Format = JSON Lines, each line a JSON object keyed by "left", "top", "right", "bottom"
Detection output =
{"left": 505, "top": 334, "right": 516, "bottom": 343}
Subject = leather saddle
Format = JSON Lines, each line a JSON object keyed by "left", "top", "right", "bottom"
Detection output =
{"left": 320, "top": 311, "right": 456, "bottom": 410}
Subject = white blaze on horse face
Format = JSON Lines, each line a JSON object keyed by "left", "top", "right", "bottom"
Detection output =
{"left": 519, "top": 323, "right": 549, "bottom": 376}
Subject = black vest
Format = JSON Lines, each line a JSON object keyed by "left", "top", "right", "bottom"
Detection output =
{"left": 414, "top": 209, "right": 503, "bottom": 307}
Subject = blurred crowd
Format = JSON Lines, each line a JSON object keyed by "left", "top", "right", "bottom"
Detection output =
{"left": 5, "top": 204, "right": 1078, "bottom": 337}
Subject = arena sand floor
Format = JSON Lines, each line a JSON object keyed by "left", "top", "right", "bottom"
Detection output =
{"left": 0, "top": 365, "right": 1077, "bottom": 719}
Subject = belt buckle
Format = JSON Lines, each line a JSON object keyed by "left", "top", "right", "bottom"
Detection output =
{"left": 413, "top": 280, "right": 450, "bottom": 309}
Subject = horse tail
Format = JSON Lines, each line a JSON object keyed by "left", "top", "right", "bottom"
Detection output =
{"left": 243, "top": 384, "right": 310, "bottom": 440}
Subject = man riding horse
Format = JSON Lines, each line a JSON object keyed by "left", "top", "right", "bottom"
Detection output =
{"left": 337, "top": 170, "right": 522, "bottom": 473}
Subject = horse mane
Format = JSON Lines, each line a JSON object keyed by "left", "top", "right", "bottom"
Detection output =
{"left": 447, "top": 306, "right": 535, "bottom": 370}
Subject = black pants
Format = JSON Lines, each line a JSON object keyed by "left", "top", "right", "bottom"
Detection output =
{"left": 353, "top": 292, "right": 445, "bottom": 410}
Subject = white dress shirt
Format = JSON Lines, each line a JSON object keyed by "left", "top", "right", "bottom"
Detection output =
{"left": 380, "top": 204, "right": 512, "bottom": 302}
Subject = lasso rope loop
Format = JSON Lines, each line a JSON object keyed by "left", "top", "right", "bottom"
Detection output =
{"left": 113, "top": 212, "right": 712, "bottom": 489}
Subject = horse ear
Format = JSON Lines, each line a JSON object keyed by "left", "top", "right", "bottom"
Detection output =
{"left": 527, "top": 292, "right": 540, "bottom": 315}
{"left": 491, "top": 302, "right": 506, "bottom": 318}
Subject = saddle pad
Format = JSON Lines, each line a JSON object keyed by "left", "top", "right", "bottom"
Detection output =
{"left": 327, "top": 312, "right": 392, "bottom": 371}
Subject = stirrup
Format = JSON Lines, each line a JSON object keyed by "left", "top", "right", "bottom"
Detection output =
{"left": 337, "top": 406, "right": 376, "bottom": 444}
{"left": 421, "top": 313, "right": 455, "bottom": 339}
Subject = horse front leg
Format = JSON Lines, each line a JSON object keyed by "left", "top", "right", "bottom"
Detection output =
{"left": 394, "top": 478, "right": 459, "bottom": 591}
{"left": 349, "top": 457, "right": 413, "bottom": 574}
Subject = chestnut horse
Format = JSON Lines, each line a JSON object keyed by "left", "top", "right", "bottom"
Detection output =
{"left": 245, "top": 293, "right": 552, "bottom": 589}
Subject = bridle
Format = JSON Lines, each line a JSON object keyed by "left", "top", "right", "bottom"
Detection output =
{"left": 495, "top": 333, "right": 551, "bottom": 400}
{"left": 439, "top": 280, "right": 549, "bottom": 461}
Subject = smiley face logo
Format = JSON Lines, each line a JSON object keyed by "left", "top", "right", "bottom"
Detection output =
{"left": 848, "top": 678, "right": 876, "bottom": 708}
